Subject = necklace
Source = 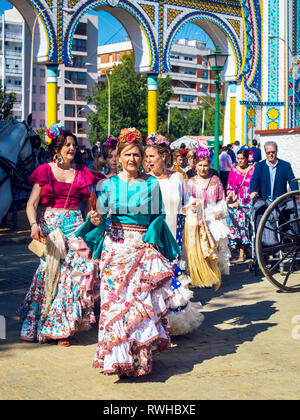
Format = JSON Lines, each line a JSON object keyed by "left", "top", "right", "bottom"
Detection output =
{"left": 119, "top": 172, "right": 137, "bottom": 186}
{"left": 152, "top": 168, "right": 169, "bottom": 179}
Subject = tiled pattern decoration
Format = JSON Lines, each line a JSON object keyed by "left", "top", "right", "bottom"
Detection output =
{"left": 24, "top": 0, "right": 298, "bottom": 129}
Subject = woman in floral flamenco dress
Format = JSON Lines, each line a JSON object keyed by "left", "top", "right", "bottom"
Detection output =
{"left": 18, "top": 124, "right": 97, "bottom": 346}
{"left": 76, "top": 128, "right": 180, "bottom": 377}
{"left": 226, "top": 148, "right": 254, "bottom": 262}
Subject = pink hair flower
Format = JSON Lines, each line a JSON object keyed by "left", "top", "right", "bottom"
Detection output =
{"left": 195, "top": 147, "right": 210, "bottom": 159}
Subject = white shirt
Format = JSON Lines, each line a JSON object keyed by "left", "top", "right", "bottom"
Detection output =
{"left": 266, "top": 159, "right": 279, "bottom": 197}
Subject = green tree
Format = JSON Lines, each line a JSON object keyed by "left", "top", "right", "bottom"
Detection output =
{"left": 86, "top": 53, "right": 173, "bottom": 145}
{"left": 0, "top": 81, "right": 16, "bottom": 121}
{"left": 35, "top": 126, "right": 48, "bottom": 148}
{"left": 168, "top": 107, "right": 188, "bottom": 141}
{"left": 185, "top": 108, "right": 204, "bottom": 136}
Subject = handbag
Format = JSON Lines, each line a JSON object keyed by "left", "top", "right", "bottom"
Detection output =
{"left": 227, "top": 167, "right": 251, "bottom": 208}
{"left": 28, "top": 170, "right": 77, "bottom": 257}
{"left": 28, "top": 238, "right": 46, "bottom": 257}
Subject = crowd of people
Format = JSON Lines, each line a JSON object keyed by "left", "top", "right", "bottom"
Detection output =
{"left": 17, "top": 124, "right": 297, "bottom": 379}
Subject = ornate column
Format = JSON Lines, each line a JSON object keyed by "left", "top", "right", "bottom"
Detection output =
{"left": 147, "top": 73, "right": 158, "bottom": 134}
{"left": 46, "top": 64, "right": 58, "bottom": 126}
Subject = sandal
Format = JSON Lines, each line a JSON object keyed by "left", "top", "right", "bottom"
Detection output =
{"left": 57, "top": 339, "right": 70, "bottom": 347}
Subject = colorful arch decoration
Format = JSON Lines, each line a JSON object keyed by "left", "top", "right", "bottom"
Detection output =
{"left": 7, "top": 0, "right": 300, "bottom": 138}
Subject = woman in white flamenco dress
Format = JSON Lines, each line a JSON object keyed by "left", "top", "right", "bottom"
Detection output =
{"left": 145, "top": 133, "right": 204, "bottom": 336}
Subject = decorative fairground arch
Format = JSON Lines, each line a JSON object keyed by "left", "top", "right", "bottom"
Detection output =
{"left": 7, "top": 0, "right": 300, "bottom": 142}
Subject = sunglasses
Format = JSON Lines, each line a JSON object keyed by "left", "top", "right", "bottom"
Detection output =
{"left": 266, "top": 151, "right": 276, "bottom": 155}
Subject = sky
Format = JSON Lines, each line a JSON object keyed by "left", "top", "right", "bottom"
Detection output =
{"left": 0, "top": 0, "right": 214, "bottom": 47}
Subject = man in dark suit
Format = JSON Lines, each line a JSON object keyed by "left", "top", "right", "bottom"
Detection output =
{"left": 250, "top": 139, "right": 262, "bottom": 163}
{"left": 250, "top": 141, "right": 297, "bottom": 201}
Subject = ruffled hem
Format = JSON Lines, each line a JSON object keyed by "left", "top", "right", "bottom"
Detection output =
{"left": 217, "top": 238, "right": 231, "bottom": 275}
{"left": 93, "top": 335, "right": 170, "bottom": 377}
{"left": 167, "top": 301, "right": 204, "bottom": 336}
{"left": 18, "top": 240, "right": 97, "bottom": 343}
{"left": 207, "top": 220, "right": 230, "bottom": 242}
{"left": 97, "top": 279, "right": 172, "bottom": 356}
{"left": 168, "top": 269, "right": 204, "bottom": 336}
{"left": 93, "top": 227, "right": 174, "bottom": 377}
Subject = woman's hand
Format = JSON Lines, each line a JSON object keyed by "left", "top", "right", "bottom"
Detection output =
{"left": 88, "top": 210, "right": 102, "bottom": 226}
{"left": 30, "top": 224, "right": 42, "bottom": 241}
{"left": 144, "top": 242, "right": 160, "bottom": 252}
{"left": 214, "top": 211, "right": 223, "bottom": 220}
{"left": 226, "top": 190, "right": 236, "bottom": 204}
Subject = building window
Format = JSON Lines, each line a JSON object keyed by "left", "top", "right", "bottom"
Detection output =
{"left": 72, "top": 38, "right": 87, "bottom": 52}
{"left": 65, "top": 71, "right": 87, "bottom": 85}
{"left": 72, "top": 56, "right": 84, "bottom": 68}
{"left": 74, "top": 22, "right": 87, "bottom": 36}
{"left": 40, "top": 68, "right": 45, "bottom": 77}
{"left": 32, "top": 102, "right": 36, "bottom": 111}
{"left": 32, "top": 119, "right": 36, "bottom": 128}
{"left": 65, "top": 120, "right": 75, "bottom": 132}
{"left": 202, "top": 85, "right": 208, "bottom": 93}
{"left": 40, "top": 85, "right": 45, "bottom": 94}
{"left": 65, "top": 104, "right": 75, "bottom": 117}
{"left": 202, "top": 71, "right": 209, "bottom": 79}
{"left": 40, "top": 103, "right": 45, "bottom": 111}
{"left": 181, "top": 95, "right": 195, "bottom": 103}
{"left": 40, "top": 120, "right": 45, "bottom": 128}
{"left": 184, "top": 56, "right": 193, "bottom": 61}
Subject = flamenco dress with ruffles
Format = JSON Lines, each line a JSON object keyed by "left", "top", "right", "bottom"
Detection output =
{"left": 18, "top": 163, "right": 98, "bottom": 342}
{"left": 226, "top": 166, "right": 254, "bottom": 250}
{"left": 157, "top": 171, "right": 204, "bottom": 336}
{"left": 75, "top": 174, "right": 180, "bottom": 377}
{"left": 184, "top": 175, "right": 231, "bottom": 289}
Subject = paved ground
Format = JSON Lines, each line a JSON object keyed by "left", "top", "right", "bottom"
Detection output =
{"left": 1, "top": 213, "right": 300, "bottom": 400}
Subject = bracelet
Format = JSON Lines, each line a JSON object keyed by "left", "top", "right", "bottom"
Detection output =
{"left": 30, "top": 222, "right": 38, "bottom": 228}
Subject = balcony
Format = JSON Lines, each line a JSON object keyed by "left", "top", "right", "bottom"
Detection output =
{"left": 5, "top": 31, "right": 22, "bottom": 41}
{"left": 13, "top": 101, "right": 22, "bottom": 110}
{"left": 173, "top": 86, "right": 197, "bottom": 96}
{"left": 5, "top": 48, "right": 22, "bottom": 57}
{"left": 168, "top": 100, "right": 199, "bottom": 110}
{"left": 6, "top": 84, "right": 22, "bottom": 92}
{"left": 6, "top": 68, "right": 22, "bottom": 76}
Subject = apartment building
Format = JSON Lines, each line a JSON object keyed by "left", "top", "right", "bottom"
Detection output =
{"left": 0, "top": 7, "right": 30, "bottom": 121}
{"left": 0, "top": 8, "right": 98, "bottom": 146}
{"left": 167, "top": 38, "right": 216, "bottom": 110}
{"left": 32, "top": 14, "right": 98, "bottom": 145}
{"left": 57, "top": 14, "right": 98, "bottom": 144}
{"left": 97, "top": 38, "right": 216, "bottom": 111}
{"left": 97, "top": 40, "right": 132, "bottom": 79}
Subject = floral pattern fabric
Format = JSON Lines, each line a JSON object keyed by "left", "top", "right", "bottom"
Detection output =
{"left": 93, "top": 224, "right": 174, "bottom": 377}
{"left": 18, "top": 209, "right": 96, "bottom": 342}
{"left": 226, "top": 166, "right": 254, "bottom": 249}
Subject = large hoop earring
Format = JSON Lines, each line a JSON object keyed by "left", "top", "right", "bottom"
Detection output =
{"left": 53, "top": 153, "right": 62, "bottom": 164}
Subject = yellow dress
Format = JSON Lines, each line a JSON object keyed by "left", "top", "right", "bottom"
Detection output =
{"left": 172, "top": 164, "right": 188, "bottom": 180}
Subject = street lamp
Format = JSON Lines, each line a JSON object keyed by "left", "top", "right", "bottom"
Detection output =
{"left": 106, "top": 70, "right": 112, "bottom": 136}
{"left": 206, "top": 46, "right": 229, "bottom": 173}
